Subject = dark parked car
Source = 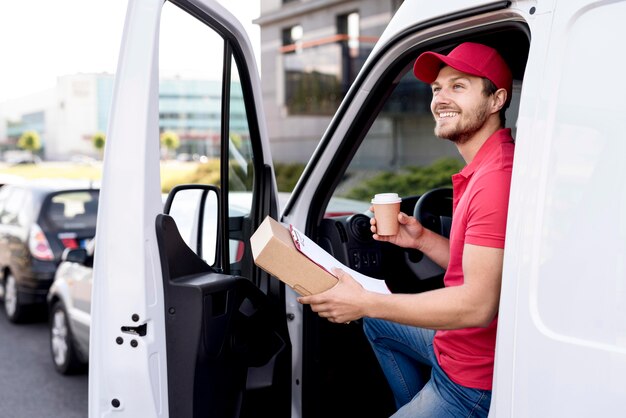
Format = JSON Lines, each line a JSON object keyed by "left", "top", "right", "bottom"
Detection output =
{"left": 0, "top": 179, "right": 99, "bottom": 323}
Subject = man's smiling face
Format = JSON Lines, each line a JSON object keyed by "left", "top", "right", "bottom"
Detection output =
{"left": 430, "top": 66, "right": 492, "bottom": 144}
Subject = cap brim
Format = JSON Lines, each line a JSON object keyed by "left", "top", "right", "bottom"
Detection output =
{"left": 413, "top": 51, "right": 488, "bottom": 84}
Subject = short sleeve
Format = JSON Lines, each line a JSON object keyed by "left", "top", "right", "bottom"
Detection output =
{"left": 465, "top": 170, "right": 512, "bottom": 248}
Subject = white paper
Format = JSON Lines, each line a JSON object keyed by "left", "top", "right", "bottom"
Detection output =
{"left": 290, "top": 225, "right": 391, "bottom": 295}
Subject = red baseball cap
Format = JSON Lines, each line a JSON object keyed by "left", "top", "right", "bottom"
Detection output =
{"left": 413, "top": 42, "right": 512, "bottom": 100}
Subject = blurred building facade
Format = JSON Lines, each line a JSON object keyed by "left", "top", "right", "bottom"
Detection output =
{"left": 0, "top": 1, "right": 404, "bottom": 164}
{"left": 0, "top": 74, "right": 114, "bottom": 161}
{"left": 254, "top": 0, "right": 403, "bottom": 164}
{"left": 0, "top": 74, "right": 246, "bottom": 162}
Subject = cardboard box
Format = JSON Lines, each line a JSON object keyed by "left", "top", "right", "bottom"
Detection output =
{"left": 250, "top": 216, "right": 338, "bottom": 296}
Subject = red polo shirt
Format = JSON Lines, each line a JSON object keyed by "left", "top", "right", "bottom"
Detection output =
{"left": 433, "top": 128, "right": 514, "bottom": 390}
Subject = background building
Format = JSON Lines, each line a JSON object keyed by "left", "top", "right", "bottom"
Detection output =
{"left": 0, "top": 74, "right": 246, "bottom": 162}
{"left": 254, "top": 0, "right": 404, "bottom": 164}
{"left": 0, "top": 74, "right": 113, "bottom": 161}
{"left": 0, "top": 0, "right": 406, "bottom": 166}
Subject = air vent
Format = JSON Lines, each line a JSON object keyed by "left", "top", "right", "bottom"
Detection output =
{"left": 348, "top": 214, "right": 373, "bottom": 242}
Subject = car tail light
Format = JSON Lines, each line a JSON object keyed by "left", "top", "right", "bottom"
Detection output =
{"left": 29, "top": 223, "right": 54, "bottom": 261}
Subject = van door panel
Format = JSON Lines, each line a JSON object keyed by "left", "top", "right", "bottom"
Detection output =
{"left": 92, "top": 0, "right": 281, "bottom": 416}
{"left": 156, "top": 214, "right": 285, "bottom": 417}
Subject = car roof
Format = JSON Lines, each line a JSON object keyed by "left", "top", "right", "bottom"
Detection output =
{"left": 0, "top": 173, "right": 25, "bottom": 188}
{"left": 2, "top": 179, "right": 100, "bottom": 206}
{"left": 8, "top": 178, "right": 100, "bottom": 194}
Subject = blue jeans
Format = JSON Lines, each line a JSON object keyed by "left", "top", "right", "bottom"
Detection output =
{"left": 363, "top": 318, "right": 491, "bottom": 418}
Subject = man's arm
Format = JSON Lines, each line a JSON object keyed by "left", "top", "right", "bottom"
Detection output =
{"left": 369, "top": 243, "right": 503, "bottom": 328}
{"left": 298, "top": 243, "right": 503, "bottom": 329}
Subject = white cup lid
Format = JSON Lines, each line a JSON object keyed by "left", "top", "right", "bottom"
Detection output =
{"left": 371, "top": 193, "right": 401, "bottom": 204}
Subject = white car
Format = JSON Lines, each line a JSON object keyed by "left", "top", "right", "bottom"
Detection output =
{"left": 90, "top": 0, "right": 626, "bottom": 417}
{"left": 47, "top": 239, "right": 94, "bottom": 374}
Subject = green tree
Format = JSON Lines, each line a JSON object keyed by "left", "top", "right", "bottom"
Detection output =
{"left": 17, "top": 130, "right": 42, "bottom": 152}
{"left": 160, "top": 130, "right": 180, "bottom": 159}
{"left": 92, "top": 132, "right": 106, "bottom": 159}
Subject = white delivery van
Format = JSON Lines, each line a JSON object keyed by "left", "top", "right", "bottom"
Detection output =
{"left": 91, "top": 0, "right": 626, "bottom": 417}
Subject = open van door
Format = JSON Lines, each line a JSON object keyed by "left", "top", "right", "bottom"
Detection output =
{"left": 90, "top": 1, "right": 287, "bottom": 416}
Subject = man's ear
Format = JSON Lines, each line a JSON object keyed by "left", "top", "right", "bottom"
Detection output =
{"left": 492, "top": 88, "right": 508, "bottom": 113}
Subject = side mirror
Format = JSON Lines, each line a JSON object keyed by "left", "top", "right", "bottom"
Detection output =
{"left": 62, "top": 248, "right": 88, "bottom": 265}
{"left": 163, "top": 184, "right": 220, "bottom": 265}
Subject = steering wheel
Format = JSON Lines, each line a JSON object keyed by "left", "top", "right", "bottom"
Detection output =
{"left": 413, "top": 187, "right": 453, "bottom": 238}
{"left": 403, "top": 187, "right": 453, "bottom": 283}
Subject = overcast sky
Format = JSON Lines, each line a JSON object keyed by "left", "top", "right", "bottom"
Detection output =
{"left": 0, "top": 0, "right": 260, "bottom": 104}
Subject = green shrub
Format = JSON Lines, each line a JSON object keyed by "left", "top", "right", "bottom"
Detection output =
{"left": 160, "top": 158, "right": 461, "bottom": 199}
{"left": 274, "top": 162, "right": 306, "bottom": 192}
{"left": 160, "top": 160, "right": 220, "bottom": 193}
{"left": 344, "top": 157, "right": 464, "bottom": 200}
{"left": 161, "top": 158, "right": 256, "bottom": 193}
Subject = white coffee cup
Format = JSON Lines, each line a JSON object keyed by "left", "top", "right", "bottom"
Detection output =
{"left": 371, "top": 193, "right": 401, "bottom": 235}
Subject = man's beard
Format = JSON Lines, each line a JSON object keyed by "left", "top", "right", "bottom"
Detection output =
{"left": 434, "top": 101, "right": 490, "bottom": 145}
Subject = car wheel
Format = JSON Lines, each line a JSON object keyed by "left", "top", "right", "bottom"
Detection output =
{"left": 3, "top": 273, "right": 27, "bottom": 323}
{"left": 50, "top": 301, "right": 85, "bottom": 375}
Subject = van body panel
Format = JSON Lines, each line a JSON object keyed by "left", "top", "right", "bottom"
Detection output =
{"left": 372, "top": 0, "right": 510, "bottom": 57}
{"left": 494, "top": 1, "right": 626, "bottom": 416}
{"left": 90, "top": 0, "right": 276, "bottom": 416}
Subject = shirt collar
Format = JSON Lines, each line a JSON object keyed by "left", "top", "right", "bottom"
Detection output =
{"left": 458, "top": 128, "right": 513, "bottom": 178}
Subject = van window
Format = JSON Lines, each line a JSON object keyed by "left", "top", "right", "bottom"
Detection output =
{"left": 330, "top": 56, "right": 522, "bottom": 206}
{"left": 159, "top": 2, "right": 256, "bottom": 269}
{"left": 158, "top": 2, "right": 224, "bottom": 172}
{"left": 336, "top": 69, "right": 462, "bottom": 205}
{"left": 319, "top": 28, "right": 528, "bottom": 295}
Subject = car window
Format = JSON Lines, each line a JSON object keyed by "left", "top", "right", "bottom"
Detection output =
{"left": 44, "top": 191, "right": 99, "bottom": 230}
{"left": 0, "top": 185, "right": 13, "bottom": 220}
{"left": 1, "top": 187, "right": 28, "bottom": 226}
